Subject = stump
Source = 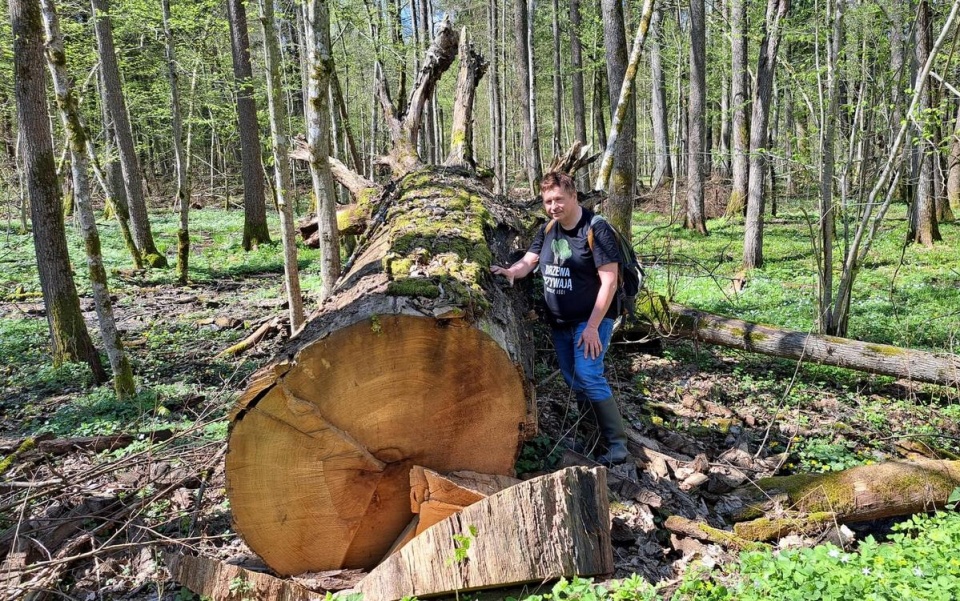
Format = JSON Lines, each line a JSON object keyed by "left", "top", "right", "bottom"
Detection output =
{"left": 225, "top": 167, "right": 537, "bottom": 575}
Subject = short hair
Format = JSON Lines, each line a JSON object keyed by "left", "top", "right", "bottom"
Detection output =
{"left": 540, "top": 171, "right": 577, "bottom": 196}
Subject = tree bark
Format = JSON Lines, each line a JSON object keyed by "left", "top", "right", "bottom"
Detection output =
{"left": 303, "top": 0, "right": 341, "bottom": 301}
{"left": 685, "top": 0, "right": 707, "bottom": 235}
{"left": 225, "top": 167, "right": 537, "bottom": 575}
{"left": 41, "top": 0, "right": 134, "bottom": 397}
{"left": 627, "top": 292, "right": 960, "bottom": 388}
{"left": 260, "top": 0, "right": 305, "bottom": 332}
{"left": 445, "top": 29, "right": 487, "bottom": 170}
{"left": 160, "top": 0, "right": 190, "bottom": 285}
{"left": 227, "top": 0, "right": 271, "bottom": 251}
{"left": 743, "top": 0, "right": 789, "bottom": 269}
{"left": 569, "top": 0, "right": 588, "bottom": 188}
{"left": 488, "top": 0, "right": 503, "bottom": 192}
{"left": 90, "top": 0, "right": 166, "bottom": 267}
{"left": 11, "top": 0, "right": 106, "bottom": 382}
{"left": 551, "top": 0, "right": 563, "bottom": 156}
{"left": 167, "top": 554, "right": 314, "bottom": 601}
{"left": 727, "top": 0, "right": 749, "bottom": 217}
{"left": 514, "top": 0, "right": 542, "bottom": 191}
{"left": 817, "top": 0, "right": 842, "bottom": 335}
{"left": 356, "top": 467, "right": 612, "bottom": 600}
{"left": 949, "top": 103, "right": 960, "bottom": 212}
{"left": 648, "top": 6, "right": 672, "bottom": 190}
{"left": 907, "top": 0, "right": 942, "bottom": 247}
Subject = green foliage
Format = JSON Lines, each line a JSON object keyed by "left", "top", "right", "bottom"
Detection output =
{"left": 793, "top": 437, "right": 870, "bottom": 473}
{"left": 448, "top": 525, "right": 479, "bottom": 566}
{"left": 507, "top": 575, "right": 660, "bottom": 601}
{"left": 673, "top": 510, "right": 960, "bottom": 601}
{"left": 515, "top": 434, "right": 563, "bottom": 474}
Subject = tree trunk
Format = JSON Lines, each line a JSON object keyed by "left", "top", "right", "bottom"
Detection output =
{"left": 908, "top": 0, "right": 942, "bottom": 246}
{"left": 488, "top": 0, "right": 503, "bottom": 192}
{"left": 227, "top": 0, "right": 271, "bottom": 251}
{"left": 818, "top": 0, "right": 842, "bottom": 334}
{"left": 160, "top": 0, "right": 190, "bottom": 285}
{"left": 303, "top": 0, "right": 341, "bottom": 301}
{"left": 627, "top": 292, "right": 960, "bottom": 388}
{"left": 514, "top": 0, "right": 542, "bottom": 191}
{"left": 41, "top": 0, "right": 134, "bottom": 398}
{"left": 949, "top": 103, "right": 960, "bottom": 212}
{"left": 742, "top": 0, "right": 789, "bottom": 269}
{"left": 259, "top": 0, "right": 305, "bottom": 332}
{"left": 90, "top": 0, "right": 166, "bottom": 267}
{"left": 727, "top": 459, "right": 960, "bottom": 524}
{"left": 355, "top": 467, "right": 612, "bottom": 600}
{"left": 11, "top": 0, "right": 107, "bottom": 382}
{"left": 445, "top": 30, "right": 487, "bottom": 170}
{"left": 685, "top": 0, "right": 707, "bottom": 235}
{"left": 600, "top": 0, "right": 639, "bottom": 242}
{"left": 727, "top": 0, "right": 749, "bottom": 217}
{"left": 225, "top": 167, "right": 537, "bottom": 575}
{"left": 569, "top": 0, "right": 588, "bottom": 188}
{"left": 551, "top": 0, "right": 563, "bottom": 156}
{"left": 649, "top": 6, "right": 672, "bottom": 190}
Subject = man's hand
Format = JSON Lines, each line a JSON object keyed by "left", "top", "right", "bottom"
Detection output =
{"left": 490, "top": 265, "right": 516, "bottom": 287}
{"left": 577, "top": 323, "right": 602, "bottom": 359}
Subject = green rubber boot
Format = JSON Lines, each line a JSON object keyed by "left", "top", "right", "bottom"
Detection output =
{"left": 592, "top": 397, "right": 631, "bottom": 466}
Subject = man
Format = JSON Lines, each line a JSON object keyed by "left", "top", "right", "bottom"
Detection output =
{"left": 491, "top": 172, "right": 630, "bottom": 466}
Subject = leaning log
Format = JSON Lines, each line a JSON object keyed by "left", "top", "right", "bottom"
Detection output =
{"left": 225, "top": 167, "right": 537, "bottom": 575}
{"left": 355, "top": 467, "right": 613, "bottom": 601}
{"left": 725, "top": 459, "right": 960, "bottom": 523}
{"left": 630, "top": 292, "right": 960, "bottom": 388}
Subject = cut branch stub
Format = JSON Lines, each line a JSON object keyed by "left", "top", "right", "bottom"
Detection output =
{"left": 226, "top": 167, "right": 536, "bottom": 575}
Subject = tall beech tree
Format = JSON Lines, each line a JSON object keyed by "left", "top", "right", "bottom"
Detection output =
{"left": 601, "top": 0, "right": 637, "bottom": 242}
{"left": 743, "top": 0, "right": 789, "bottom": 270}
{"left": 727, "top": 0, "right": 749, "bottom": 217}
{"left": 161, "top": 0, "right": 190, "bottom": 284}
{"left": 514, "top": 0, "right": 542, "bottom": 191}
{"left": 907, "top": 0, "right": 941, "bottom": 247}
{"left": 227, "top": 0, "right": 271, "bottom": 251}
{"left": 303, "top": 0, "right": 340, "bottom": 301}
{"left": 40, "top": 0, "right": 135, "bottom": 398}
{"left": 686, "top": 0, "right": 707, "bottom": 234}
{"left": 10, "top": 0, "right": 107, "bottom": 382}
{"left": 91, "top": 0, "right": 166, "bottom": 267}
{"left": 648, "top": 6, "right": 671, "bottom": 190}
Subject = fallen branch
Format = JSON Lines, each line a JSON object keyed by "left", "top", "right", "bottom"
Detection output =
{"left": 663, "top": 515, "right": 767, "bottom": 553}
{"left": 215, "top": 316, "right": 283, "bottom": 358}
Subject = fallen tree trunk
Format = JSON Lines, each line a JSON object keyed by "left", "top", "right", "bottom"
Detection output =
{"left": 725, "top": 459, "right": 960, "bottom": 523}
{"left": 355, "top": 467, "right": 613, "bottom": 601}
{"left": 630, "top": 292, "right": 960, "bottom": 388}
{"left": 225, "top": 167, "right": 537, "bottom": 575}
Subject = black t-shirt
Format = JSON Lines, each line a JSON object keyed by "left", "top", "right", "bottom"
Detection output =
{"left": 529, "top": 208, "right": 621, "bottom": 325}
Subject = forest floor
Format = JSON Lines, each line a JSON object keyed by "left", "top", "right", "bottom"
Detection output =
{"left": 1, "top": 194, "right": 959, "bottom": 600}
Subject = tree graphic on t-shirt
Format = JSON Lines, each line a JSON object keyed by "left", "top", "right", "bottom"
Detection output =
{"left": 551, "top": 237, "right": 572, "bottom": 265}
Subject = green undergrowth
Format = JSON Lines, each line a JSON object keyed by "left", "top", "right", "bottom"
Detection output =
{"left": 632, "top": 202, "right": 960, "bottom": 350}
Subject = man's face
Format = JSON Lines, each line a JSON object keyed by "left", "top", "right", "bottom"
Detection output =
{"left": 541, "top": 185, "right": 578, "bottom": 224}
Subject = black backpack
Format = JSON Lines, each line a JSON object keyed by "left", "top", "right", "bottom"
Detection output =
{"left": 544, "top": 214, "right": 645, "bottom": 319}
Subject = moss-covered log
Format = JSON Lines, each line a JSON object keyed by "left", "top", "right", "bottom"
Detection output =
{"left": 225, "top": 167, "right": 536, "bottom": 576}
{"left": 629, "top": 292, "right": 960, "bottom": 388}
{"left": 726, "top": 459, "right": 960, "bottom": 523}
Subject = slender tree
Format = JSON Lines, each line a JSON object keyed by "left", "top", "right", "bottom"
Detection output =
{"left": 600, "top": 0, "right": 637, "bottom": 241}
{"left": 161, "top": 0, "right": 190, "bottom": 284}
{"left": 40, "top": 0, "right": 135, "bottom": 397}
{"left": 743, "top": 0, "right": 789, "bottom": 270}
{"left": 227, "top": 0, "right": 272, "bottom": 250}
{"left": 551, "top": 0, "right": 563, "bottom": 155}
{"left": 488, "top": 0, "right": 503, "bottom": 192}
{"left": 649, "top": 6, "right": 672, "bottom": 189}
{"left": 514, "top": 0, "right": 542, "bottom": 190}
{"left": 907, "top": 0, "right": 941, "bottom": 246}
{"left": 11, "top": 0, "right": 107, "bottom": 382}
{"left": 304, "top": 0, "right": 341, "bottom": 301}
{"left": 727, "top": 0, "right": 749, "bottom": 216}
{"left": 948, "top": 103, "right": 960, "bottom": 212}
{"left": 686, "top": 0, "right": 707, "bottom": 234}
{"left": 259, "top": 0, "right": 304, "bottom": 331}
{"left": 91, "top": 0, "right": 167, "bottom": 267}
{"left": 569, "top": 0, "right": 588, "bottom": 187}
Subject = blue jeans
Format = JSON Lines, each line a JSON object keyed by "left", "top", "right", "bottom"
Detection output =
{"left": 550, "top": 318, "right": 615, "bottom": 402}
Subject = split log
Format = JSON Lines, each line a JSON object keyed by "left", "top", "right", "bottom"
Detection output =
{"left": 726, "top": 459, "right": 960, "bottom": 523}
{"left": 630, "top": 292, "right": 960, "bottom": 388}
{"left": 444, "top": 28, "right": 487, "bottom": 170}
{"left": 355, "top": 467, "right": 613, "bottom": 601}
{"left": 409, "top": 466, "right": 519, "bottom": 536}
{"left": 225, "top": 167, "right": 537, "bottom": 575}
{"left": 166, "top": 553, "right": 313, "bottom": 601}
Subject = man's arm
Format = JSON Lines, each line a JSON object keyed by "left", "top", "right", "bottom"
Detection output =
{"left": 490, "top": 252, "right": 540, "bottom": 286}
{"left": 577, "top": 263, "right": 618, "bottom": 359}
